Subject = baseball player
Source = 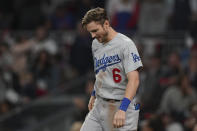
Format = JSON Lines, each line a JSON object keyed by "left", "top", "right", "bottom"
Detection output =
{"left": 80, "top": 7, "right": 143, "bottom": 131}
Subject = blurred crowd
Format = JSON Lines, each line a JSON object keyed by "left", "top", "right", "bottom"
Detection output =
{"left": 0, "top": 0, "right": 197, "bottom": 131}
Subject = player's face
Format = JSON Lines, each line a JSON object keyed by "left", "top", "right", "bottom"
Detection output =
{"left": 86, "top": 21, "right": 109, "bottom": 43}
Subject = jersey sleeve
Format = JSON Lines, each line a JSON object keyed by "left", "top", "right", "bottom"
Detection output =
{"left": 122, "top": 40, "right": 143, "bottom": 74}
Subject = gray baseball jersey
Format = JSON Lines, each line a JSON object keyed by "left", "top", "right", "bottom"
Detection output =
{"left": 80, "top": 33, "right": 142, "bottom": 131}
{"left": 92, "top": 33, "right": 143, "bottom": 100}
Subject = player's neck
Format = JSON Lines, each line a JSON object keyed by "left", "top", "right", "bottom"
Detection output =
{"left": 105, "top": 28, "right": 117, "bottom": 44}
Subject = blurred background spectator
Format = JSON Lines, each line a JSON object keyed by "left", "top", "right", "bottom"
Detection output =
{"left": 106, "top": 0, "right": 140, "bottom": 33}
{"left": 138, "top": 0, "right": 168, "bottom": 35}
{"left": 70, "top": 22, "right": 93, "bottom": 76}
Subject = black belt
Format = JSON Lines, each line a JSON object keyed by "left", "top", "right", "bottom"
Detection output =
{"left": 102, "top": 98, "right": 121, "bottom": 103}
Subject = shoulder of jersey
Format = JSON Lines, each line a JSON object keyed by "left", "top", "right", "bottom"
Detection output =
{"left": 118, "top": 33, "right": 132, "bottom": 43}
{"left": 117, "top": 33, "right": 135, "bottom": 47}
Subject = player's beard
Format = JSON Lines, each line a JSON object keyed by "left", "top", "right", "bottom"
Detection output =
{"left": 97, "top": 30, "right": 108, "bottom": 43}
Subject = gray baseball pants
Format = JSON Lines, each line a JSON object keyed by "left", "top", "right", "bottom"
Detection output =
{"left": 80, "top": 96, "right": 139, "bottom": 131}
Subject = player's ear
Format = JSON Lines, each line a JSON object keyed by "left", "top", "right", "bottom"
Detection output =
{"left": 103, "top": 20, "right": 110, "bottom": 29}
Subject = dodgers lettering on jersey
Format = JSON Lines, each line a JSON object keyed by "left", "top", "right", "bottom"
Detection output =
{"left": 95, "top": 54, "right": 121, "bottom": 74}
{"left": 92, "top": 33, "right": 143, "bottom": 100}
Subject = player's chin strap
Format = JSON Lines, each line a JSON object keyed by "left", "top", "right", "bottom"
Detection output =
{"left": 119, "top": 97, "right": 131, "bottom": 112}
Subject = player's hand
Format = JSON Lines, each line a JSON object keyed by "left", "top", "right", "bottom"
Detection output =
{"left": 88, "top": 96, "right": 96, "bottom": 111}
{"left": 113, "top": 110, "right": 126, "bottom": 128}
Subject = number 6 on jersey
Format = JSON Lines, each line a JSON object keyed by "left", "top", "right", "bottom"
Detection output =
{"left": 112, "top": 68, "right": 122, "bottom": 83}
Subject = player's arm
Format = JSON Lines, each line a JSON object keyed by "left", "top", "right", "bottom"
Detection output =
{"left": 113, "top": 40, "right": 142, "bottom": 128}
{"left": 125, "top": 70, "right": 140, "bottom": 101}
{"left": 88, "top": 42, "right": 97, "bottom": 111}
{"left": 88, "top": 95, "right": 96, "bottom": 111}
{"left": 113, "top": 70, "right": 140, "bottom": 128}
{"left": 88, "top": 88, "right": 96, "bottom": 111}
